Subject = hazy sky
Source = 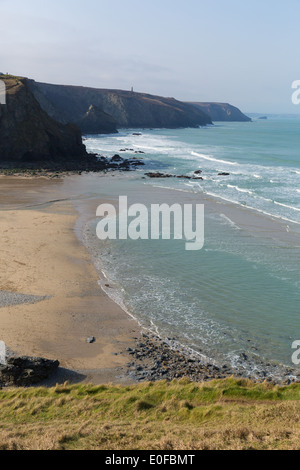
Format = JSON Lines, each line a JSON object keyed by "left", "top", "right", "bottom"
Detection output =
{"left": 1, "top": 0, "right": 299, "bottom": 113}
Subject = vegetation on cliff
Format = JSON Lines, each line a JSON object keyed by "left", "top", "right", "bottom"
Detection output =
{"left": 0, "top": 378, "right": 299, "bottom": 450}
{"left": 28, "top": 80, "right": 213, "bottom": 130}
{"left": 189, "top": 102, "right": 251, "bottom": 122}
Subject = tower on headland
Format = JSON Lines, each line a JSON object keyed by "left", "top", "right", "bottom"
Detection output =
{"left": 131, "top": 86, "right": 134, "bottom": 93}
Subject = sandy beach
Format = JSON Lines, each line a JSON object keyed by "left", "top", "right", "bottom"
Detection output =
{"left": 0, "top": 174, "right": 298, "bottom": 387}
{"left": 0, "top": 177, "right": 142, "bottom": 385}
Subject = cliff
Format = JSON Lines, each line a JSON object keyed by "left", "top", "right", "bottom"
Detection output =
{"left": 28, "top": 81, "right": 212, "bottom": 130}
{"left": 188, "top": 102, "right": 251, "bottom": 122}
{"left": 77, "top": 104, "right": 118, "bottom": 134}
{"left": 0, "top": 76, "right": 89, "bottom": 169}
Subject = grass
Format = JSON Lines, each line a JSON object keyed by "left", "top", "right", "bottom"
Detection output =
{"left": 0, "top": 74, "right": 24, "bottom": 80}
{"left": 0, "top": 378, "right": 299, "bottom": 450}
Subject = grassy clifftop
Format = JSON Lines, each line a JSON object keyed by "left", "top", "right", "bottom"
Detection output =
{"left": 0, "top": 378, "right": 299, "bottom": 450}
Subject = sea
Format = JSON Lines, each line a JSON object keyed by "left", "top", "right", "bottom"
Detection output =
{"left": 81, "top": 116, "right": 300, "bottom": 379}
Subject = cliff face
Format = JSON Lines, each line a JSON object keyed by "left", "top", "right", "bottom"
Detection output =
{"left": 77, "top": 104, "right": 118, "bottom": 135}
{"left": 0, "top": 76, "right": 88, "bottom": 168}
{"left": 28, "top": 81, "right": 212, "bottom": 130}
{"left": 188, "top": 102, "right": 251, "bottom": 122}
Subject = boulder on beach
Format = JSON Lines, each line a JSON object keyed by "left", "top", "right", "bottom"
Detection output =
{"left": 0, "top": 356, "right": 60, "bottom": 387}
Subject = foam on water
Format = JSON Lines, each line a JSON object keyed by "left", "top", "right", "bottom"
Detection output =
{"left": 191, "top": 151, "right": 238, "bottom": 166}
{"left": 83, "top": 120, "right": 300, "bottom": 377}
{"left": 85, "top": 122, "right": 300, "bottom": 225}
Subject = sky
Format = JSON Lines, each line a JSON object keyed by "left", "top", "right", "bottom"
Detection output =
{"left": 0, "top": 0, "right": 299, "bottom": 113}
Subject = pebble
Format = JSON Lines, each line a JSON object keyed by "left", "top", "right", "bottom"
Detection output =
{"left": 86, "top": 337, "right": 96, "bottom": 344}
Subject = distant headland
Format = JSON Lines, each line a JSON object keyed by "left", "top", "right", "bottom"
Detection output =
{"left": 0, "top": 74, "right": 250, "bottom": 170}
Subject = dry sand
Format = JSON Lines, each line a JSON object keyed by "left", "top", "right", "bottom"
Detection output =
{"left": 0, "top": 179, "right": 142, "bottom": 385}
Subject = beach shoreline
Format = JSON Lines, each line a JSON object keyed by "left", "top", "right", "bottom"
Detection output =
{"left": 0, "top": 174, "right": 299, "bottom": 387}
{"left": 0, "top": 178, "right": 144, "bottom": 385}
{"left": 0, "top": 177, "right": 241, "bottom": 386}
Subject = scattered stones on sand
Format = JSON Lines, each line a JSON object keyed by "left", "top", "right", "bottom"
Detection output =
{"left": 125, "top": 333, "right": 300, "bottom": 385}
{"left": 125, "top": 334, "right": 231, "bottom": 383}
{"left": 0, "top": 291, "right": 50, "bottom": 309}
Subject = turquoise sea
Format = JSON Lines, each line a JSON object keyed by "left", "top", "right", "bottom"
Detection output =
{"left": 83, "top": 117, "right": 300, "bottom": 379}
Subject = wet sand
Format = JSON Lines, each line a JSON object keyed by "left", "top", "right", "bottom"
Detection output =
{"left": 0, "top": 177, "right": 142, "bottom": 385}
{"left": 0, "top": 174, "right": 299, "bottom": 386}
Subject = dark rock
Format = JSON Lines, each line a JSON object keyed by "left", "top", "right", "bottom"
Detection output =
{"left": 0, "top": 76, "right": 88, "bottom": 168}
{"left": 87, "top": 337, "right": 96, "bottom": 344}
{"left": 125, "top": 159, "right": 145, "bottom": 167}
{"left": 0, "top": 356, "right": 59, "bottom": 387}
{"left": 111, "top": 154, "right": 123, "bottom": 162}
{"left": 218, "top": 172, "right": 230, "bottom": 176}
{"left": 145, "top": 172, "right": 174, "bottom": 179}
{"left": 145, "top": 173, "right": 193, "bottom": 180}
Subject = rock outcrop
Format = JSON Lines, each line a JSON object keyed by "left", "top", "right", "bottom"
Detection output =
{"left": 0, "top": 356, "right": 59, "bottom": 386}
{"left": 0, "top": 76, "right": 88, "bottom": 168}
{"left": 28, "top": 80, "right": 213, "bottom": 129}
{"left": 188, "top": 102, "right": 251, "bottom": 122}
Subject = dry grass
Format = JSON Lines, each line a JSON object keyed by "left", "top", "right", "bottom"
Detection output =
{"left": 0, "top": 378, "right": 299, "bottom": 450}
